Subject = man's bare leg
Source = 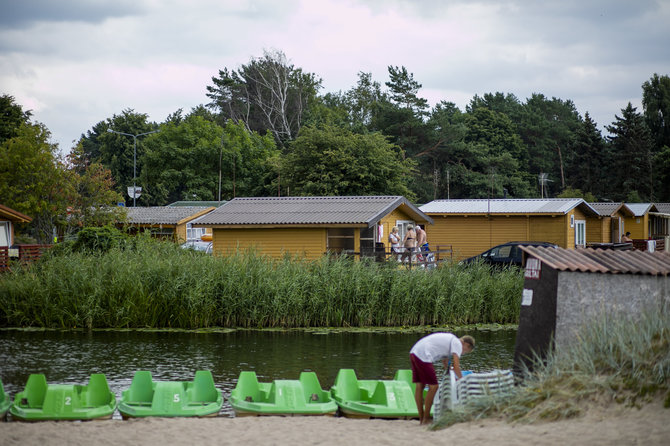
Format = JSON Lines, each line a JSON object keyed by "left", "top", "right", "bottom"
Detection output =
{"left": 422, "top": 384, "right": 439, "bottom": 425}
{"left": 414, "top": 383, "right": 425, "bottom": 422}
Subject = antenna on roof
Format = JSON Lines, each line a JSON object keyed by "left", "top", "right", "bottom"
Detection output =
{"left": 538, "top": 173, "right": 553, "bottom": 198}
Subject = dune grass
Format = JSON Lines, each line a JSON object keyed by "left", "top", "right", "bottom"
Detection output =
{"left": 433, "top": 307, "right": 670, "bottom": 428}
{"left": 0, "top": 237, "right": 523, "bottom": 329}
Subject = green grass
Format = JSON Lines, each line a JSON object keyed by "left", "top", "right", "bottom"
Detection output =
{"left": 433, "top": 307, "right": 670, "bottom": 428}
{"left": 0, "top": 238, "right": 524, "bottom": 329}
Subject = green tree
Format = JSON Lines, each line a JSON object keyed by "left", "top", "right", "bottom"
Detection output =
{"left": 567, "top": 112, "right": 607, "bottom": 199}
{"left": 606, "top": 103, "right": 655, "bottom": 201}
{"left": 206, "top": 49, "right": 322, "bottom": 146}
{"left": 283, "top": 125, "right": 416, "bottom": 198}
{"left": 642, "top": 73, "right": 670, "bottom": 151}
{"left": 140, "top": 117, "right": 277, "bottom": 205}
{"left": 1, "top": 94, "right": 32, "bottom": 144}
{"left": 0, "top": 122, "right": 70, "bottom": 242}
{"left": 517, "top": 94, "right": 582, "bottom": 194}
{"left": 555, "top": 186, "right": 596, "bottom": 202}
{"left": 79, "top": 109, "right": 157, "bottom": 201}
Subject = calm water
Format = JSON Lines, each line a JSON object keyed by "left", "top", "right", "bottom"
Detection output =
{"left": 0, "top": 328, "right": 516, "bottom": 417}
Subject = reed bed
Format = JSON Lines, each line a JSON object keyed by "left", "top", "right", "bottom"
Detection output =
{"left": 0, "top": 239, "right": 523, "bottom": 329}
{"left": 433, "top": 307, "right": 670, "bottom": 428}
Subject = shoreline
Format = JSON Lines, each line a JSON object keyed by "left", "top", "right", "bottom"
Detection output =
{"left": 2, "top": 401, "right": 668, "bottom": 446}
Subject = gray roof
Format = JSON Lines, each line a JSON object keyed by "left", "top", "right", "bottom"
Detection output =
{"left": 521, "top": 246, "right": 670, "bottom": 276}
{"left": 420, "top": 198, "right": 598, "bottom": 216}
{"left": 653, "top": 203, "right": 670, "bottom": 214}
{"left": 124, "top": 206, "right": 215, "bottom": 225}
{"left": 624, "top": 203, "right": 658, "bottom": 217}
{"left": 196, "top": 196, "right": 433, "bottom": 227}
{"left": 588, "top": 202, "right": 634, "bottom": 217}
{"left": 168, "top": 200, "right": 227, "bottom": 207}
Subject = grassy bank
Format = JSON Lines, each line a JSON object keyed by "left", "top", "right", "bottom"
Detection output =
{"left": 0, "top": 238, "right": 523, "bottom": 329}
{"left": 434, "top": 307, "right": 670, "bottom": 428}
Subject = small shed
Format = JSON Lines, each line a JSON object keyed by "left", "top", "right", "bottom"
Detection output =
{"left": 513, "top": 246, "right": 670, "bottom": 375}
{"left": 623, "top": 203, "right": 658, "bottom": 240}
{"left": 195, "top": 196, "right": 432, "bottom": 260}
{"left": 419, "top": 198, "right": 599, "bottom": 260}
{"left": 0, "top": 204, "right": 32, "bottom": 247}
{"left": 120, "top": 206, "right": 215, "bottom": 242}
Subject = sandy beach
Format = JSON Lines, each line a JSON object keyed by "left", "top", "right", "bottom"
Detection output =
{"left": 2, "top": 400, "right": 669, "bottom": 446}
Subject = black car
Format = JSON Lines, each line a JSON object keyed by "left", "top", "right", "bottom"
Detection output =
{"left": 461, "top": 241, "right": 557, "bottom": 267}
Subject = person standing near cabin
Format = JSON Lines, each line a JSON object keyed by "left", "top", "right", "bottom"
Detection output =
{"left": 410, "top": 333, "right": 475, "bottom": 425}
{"left": 388, "top": 226, "right": 401, "bottom": 257}
{"left": 402, "top": 225, "right": 417, "bottom": 262}
{"left": 416, "top": 225, "right": 427, "bottom": 250}
{"left": 622, "top": 231, "right": 632, "bottom": 243}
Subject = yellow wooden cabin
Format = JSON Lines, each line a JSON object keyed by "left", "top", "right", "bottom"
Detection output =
{"left": 194, "top": 196, "right": 433, "bottom": 260}
{"left": 121, "top": 206, "right": 215, "bottom": 243}
{"left": 419, "top": 199, "right": 599, "bottom": 261}
{"left": 586, "top": 202, "right": 635, "bottom": 244}
{"left": 622, "top": 203, "right": 660, "bottom": 240}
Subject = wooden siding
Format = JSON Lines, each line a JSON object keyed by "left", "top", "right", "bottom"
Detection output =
{"left": 586, "top": 217, "right": 607, "bottom": 243}
{"left": 426, "top": 213, "right": 578, "bottom": 261}
{"left": 213, "top": 227, "right": 327, "bottom": 260}
{"left": 623, "top": 214, "right": 649, "bottom": 239}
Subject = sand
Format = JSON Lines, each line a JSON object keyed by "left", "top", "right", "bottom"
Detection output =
{"left": 2, "top": 401, "right": 669, "bottom": 446}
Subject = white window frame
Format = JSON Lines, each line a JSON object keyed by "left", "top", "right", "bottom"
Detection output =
{"left": 575, "top": 220, "right": 586, "bottom": 247}
{"left": 186, "top": 223, "right": 206, "bottom": 241}
{"left": 395, "top": 220, "right": 415, "bottom": 242}
{"left": 0, "top": 222, "right": 10, "bottom": 247}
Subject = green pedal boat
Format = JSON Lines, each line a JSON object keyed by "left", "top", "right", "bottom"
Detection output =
{"left": 118, "top": 370, "right": 222, "bottom": 418}
{"left": 230, "top": 371, "right": 337, "bottom": 416}
{"left": 330, "top": 369, "right": 424, "bottom": 419}
{"left": 9, "top": 373, "right": 116, "bottom": 421}
{"left": 0, "top": 379, "right": 11, "bottom": 419}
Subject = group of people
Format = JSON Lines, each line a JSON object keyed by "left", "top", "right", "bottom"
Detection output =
{"left": 388, "top": 224, "right": 428, "bottom": 262}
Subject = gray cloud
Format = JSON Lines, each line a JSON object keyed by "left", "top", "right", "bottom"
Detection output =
{"left": 0, "top": 0, "right": 142, "bottom": 28}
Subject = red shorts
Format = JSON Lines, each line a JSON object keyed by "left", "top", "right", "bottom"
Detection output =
{"left": 410, "top": 353, "right": 437, "bottom": 385}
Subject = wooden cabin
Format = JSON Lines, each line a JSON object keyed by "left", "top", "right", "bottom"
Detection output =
{"left": 623, "top": 203, "right": 659, "bottom": 240}
{"left": 195, "top": 196, "right": 433, "bottom": 260}
{"left": 0, "top": 204, "right": 32, "bottom": 247}
{"left": 586, "top": 202, "right": 635, "bottom": 244}
{"left": 419, "top": 199, "right": 599, "bottom": 261}
{"left": 120, "top": 206, "right": 215, "bottom": 242}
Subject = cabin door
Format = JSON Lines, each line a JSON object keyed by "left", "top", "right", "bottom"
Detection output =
{"left": 611, "top": 217, "right": 621, "bottom": 243}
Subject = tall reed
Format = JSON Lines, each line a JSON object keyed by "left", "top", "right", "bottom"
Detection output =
{"left": 0, "top": 240, "right": 523, "bottom": 329}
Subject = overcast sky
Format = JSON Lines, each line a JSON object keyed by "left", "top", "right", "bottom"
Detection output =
{"left": 2, "top": 0, "right": 669, "bottom": 153}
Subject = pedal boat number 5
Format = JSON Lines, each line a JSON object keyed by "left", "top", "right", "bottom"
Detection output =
{"left": 118, "top": 370, "right": 223, "bottom": 418}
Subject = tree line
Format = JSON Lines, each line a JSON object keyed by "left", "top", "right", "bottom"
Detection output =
{"left": 2, "top": 49, "right": 669, "bottom": 242}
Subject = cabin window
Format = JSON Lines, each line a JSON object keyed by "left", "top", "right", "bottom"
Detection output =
{"left": 327, "top": 228, "right": 354, "bottom": 254}
{"left": 395, "top": 220, "right": 415, "bottom": 242}
{"left": 575, "top": 220, "right": 586, "bottom": 247}
{"left": 186, "top": 223, "right": 206, "bottom": 241}
{"left": 360, "top": 226, "right": 375, "bottom": 256}
{"left": 0, "top": 222, "right": 9, "bottom": 246}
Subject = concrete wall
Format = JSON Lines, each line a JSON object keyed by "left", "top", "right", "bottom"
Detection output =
{"left": 554, "top": 272, "right": 669, "bottom": 350}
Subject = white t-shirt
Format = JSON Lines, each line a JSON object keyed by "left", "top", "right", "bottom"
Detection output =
{"left": 410, "top": 333, "right": 462, "bottom": 363}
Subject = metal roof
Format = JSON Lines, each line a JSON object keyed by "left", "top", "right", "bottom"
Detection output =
{"left": 419, "top": 198, "right": 598, "bottom": 216}
{"left": 124, "top": 206, "right": 215, "bottom": 225}
{"left": 624, "top": 203, "right": 658, "bottom": 217}
{"left": 588, "top": 202, "right": 635, "bottom": 217}
{"left": 654, "top": 203, "right": 670, "bottom": 214}
{"left": 521, "top": 246, "right": 670, "bottom": 276}
{"left": 168, "top": 200, "right": 227, "bottom": 207}
{"left": 196, "top": 196, "right": 432, "bottom": 227}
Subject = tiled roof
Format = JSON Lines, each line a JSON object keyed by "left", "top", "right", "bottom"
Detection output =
{"left": 168, "top": 201, "right": 227, "bottom": 207}
{"left": 196, "top": 196, "right": 432, "bottom": 226}
{"left": 420, "top": 198, "right": 598, "bottom": 216}
{"left": 653, "top": 203, "right": 670, "bottom": 214}
{"left": 521, "top": 246, "right": 670, "bottom": 276}
{"left": 124, "top": 206, "right": 215, "bottom": 225}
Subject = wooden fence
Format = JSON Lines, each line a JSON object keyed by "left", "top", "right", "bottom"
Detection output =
{"left": 0, "top": 244, "right": 53, "bottom": 272}
{"left": 337, "top": 245, "right": 453, "bottom": 269}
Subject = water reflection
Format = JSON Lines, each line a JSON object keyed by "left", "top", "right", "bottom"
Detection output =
{"left": 0, "top": 328, "right": 516, "bottom": 417}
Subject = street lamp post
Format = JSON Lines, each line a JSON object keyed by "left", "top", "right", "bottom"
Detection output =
{"left": 107, "top": 128, "right": 159, "bottom": 206}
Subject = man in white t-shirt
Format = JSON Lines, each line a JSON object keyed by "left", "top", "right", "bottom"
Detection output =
{"left": 409, "top": 332, "right": 475, "bottom": 424}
